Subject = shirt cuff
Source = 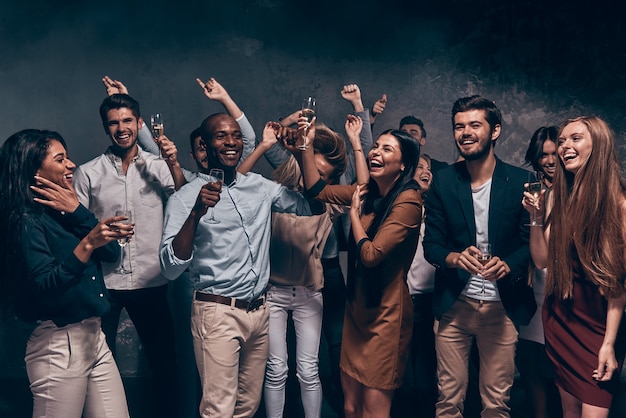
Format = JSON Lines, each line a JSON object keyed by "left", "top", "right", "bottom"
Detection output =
{"left": 306, "top": 178, "right": 327, "bottom": 197}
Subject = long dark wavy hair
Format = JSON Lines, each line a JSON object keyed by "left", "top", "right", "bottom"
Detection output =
{"left": 362, "top": 129, "right": 421, "bottom": 236}
{"left": 0, "top": 129, "right": 67, "bottom": 316}
{"left": 350, "top": 130, "right": 421, "bottom": 307}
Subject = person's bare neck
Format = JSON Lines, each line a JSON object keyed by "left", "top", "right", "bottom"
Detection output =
{"left": 112, "top": 144, "right": 138, "bottom": 174}
{"left": 465, "top": 151, "right": 496, "bottom": 188}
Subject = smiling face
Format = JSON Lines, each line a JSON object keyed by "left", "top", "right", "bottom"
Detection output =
{"left": 414, "top": 156, "right": 432, "bottom": 191}
{"left": 453, "top": 109, "right": 499, "bottom": 161}
{"left": 36, "top": 139, "right": 76, "bottom": 187}
{"left": 368, "top": 133, "right": 404, "bottom": 187}
{"left": 105, "top": 107, "right": 143, "bottom": 154}
{"left": 539, "top": 139, "right": 557, "bottom": 181}
{"left": 203, "top": 115, "right": 243, "bottom": 171}
{"left": 558, "top": 120, "right": 593, "bottom": 174}
{"left": 191, "top": 135, "right": 209, "bottom": 171}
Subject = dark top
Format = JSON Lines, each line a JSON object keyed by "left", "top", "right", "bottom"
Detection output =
{"left": 15, "top": 204, "right": 119, "bottom": 327}
{"left": 429, "top": 157, "right": 449, "bottom": 173}
{"left": 423, "top": 157, "right": 536, "bottom": 326}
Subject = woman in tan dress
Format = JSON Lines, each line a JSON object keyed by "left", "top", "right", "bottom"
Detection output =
{"left": 293, "top": 117, "right": 423, "bottom": 418}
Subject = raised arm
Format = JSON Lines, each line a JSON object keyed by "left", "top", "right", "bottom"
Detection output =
{"left": 342, "top": 84, "right": 373, "bottom": 184}
{"left": 237, "top": 122, "right": 280, "bottom": 174}
{"left": 158, "top": 136, "right": 188, "bottom": 190}
{"left": 262, "top": 110, "right": 300, "bottom": 169}
{"left": 344, "top": 115, "right": 369, "bottom": 185}
{"left": 294, "top": 116, "right": 320, "bottom": 190}
{"left": 196, "top": 77, "right": 255, "bottom": 160}
{"left": 341, "top": 84, "right": 365, "bottom": 113}
{"left": 196, "top": 77, "right": 243, "bottom": 119}
{"left": 369, "top": 93, "right": 387, "bottom": 126}
{"left": 522, "top": 187, "right": 550, "bottom": 269}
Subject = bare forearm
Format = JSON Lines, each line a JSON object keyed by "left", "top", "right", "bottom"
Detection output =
{"left": 350, "top": 209, "right": 366, "bottom": 243}
{"left": 300, "top": 147, "right": 321, "bottom": 190}
{"left": 238, "top": 143, "right": 271, "bottom": 174}
{"left": 604, "top": 294, "right": 626, "bottom": 346}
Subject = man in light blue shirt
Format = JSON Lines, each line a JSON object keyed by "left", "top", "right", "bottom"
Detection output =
{"left": 160, "top": 113, "right": 313, "bottom": 418}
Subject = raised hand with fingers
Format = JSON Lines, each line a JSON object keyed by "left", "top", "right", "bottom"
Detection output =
{"left": 102, "top": 75, "right": 129, "bottom": 96}
{"left": 196, "top": 77, "right": 229, "bottom": 102}
{"left": 261, "top": 122, "right": 282, "bottom": 150}
{"left": 158, "top": 135, "right": 179, "bottom": 163}
{"left": 370, "top": 93, "right": 387, "bottom": 123}
{"left": 345, "top": 114, "right": 363, "bottom": 140}
{"left": 341, "top": 84, "right": 362, "bottom": 104}
{"left": 372, "top": 94, "right": 387, "bottom": 115}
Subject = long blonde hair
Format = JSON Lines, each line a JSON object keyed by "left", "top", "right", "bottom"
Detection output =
{"left": 546, "top": 116, "right": 626, "bottom": 299}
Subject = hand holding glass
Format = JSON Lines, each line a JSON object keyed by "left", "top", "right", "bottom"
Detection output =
{"left": 114, "top": 210, "right": 132, "bottom": 274}
{"left": 474, "top": 243, "right": 492, "bottom": 296}
{"left": 525, "top": 172, "right": 544, "bottom": 227}
{"left": 205, "top": 169, "right": 224, "bottom": 224}
{"left": 150, "top": 113, "right": 164, "bottom": 159}
{"left": 297, "top": 97, "right": 316, "bottom": 150}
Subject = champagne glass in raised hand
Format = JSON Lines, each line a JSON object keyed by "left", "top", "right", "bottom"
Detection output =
{"left": 114, "top": 210, "right": 132, "bottom": 274}
{"left": 525, "top": 171, "right": 543, "bottom": 227}
{"left": 204, "top": 169, "right": 224, "bottom": 224}
{"left": 150, "top": 113, "right": 165, "bottom": 159}
{"left": 297, "top": 97, "right": 316, "bottom": 150}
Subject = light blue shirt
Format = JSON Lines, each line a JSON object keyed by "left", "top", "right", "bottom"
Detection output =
{"left": 160, "top": 171, "right": 313, "bottom": 301}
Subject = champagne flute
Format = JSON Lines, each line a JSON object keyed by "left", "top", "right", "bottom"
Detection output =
{"left": 114, "top": 210, "right": 132, "bottom": 274}
{"left": 297, "top": 97, "right": 316, "bottom": 150}
{"left": 204, "top": 169, "right": 224, "bottom": 224}
{"left": 525, "top": 171, "right": 543, "bottom": 227}
{"left": 476, "top": 243, "right": 492, "bottom": 296}
{"left": 150, "top": 113, "right": 164, "bottom": 159}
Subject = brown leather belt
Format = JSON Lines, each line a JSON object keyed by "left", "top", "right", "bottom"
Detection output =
{"left": 194, "top": 291, "right": 266, "bottom": 312}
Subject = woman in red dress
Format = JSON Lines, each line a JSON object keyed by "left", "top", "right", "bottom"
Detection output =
{"left": 523, "top": 116, "right": 626, "bottom": 417}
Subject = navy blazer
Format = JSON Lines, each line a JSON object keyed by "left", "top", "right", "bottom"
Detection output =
{"left": 423, "top": 157, "right": 536, "bottom": 326}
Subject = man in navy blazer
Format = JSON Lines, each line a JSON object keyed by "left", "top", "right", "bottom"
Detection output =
{"left": 423, "top": 95, "right": 536, "bottom": 417}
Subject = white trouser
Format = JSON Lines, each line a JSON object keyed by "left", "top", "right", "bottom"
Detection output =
{"left": 25, "top": 317, "right": 129, "bottom": 418}
{"left": 264, "top": 285, "right": 324, "bottom": 418}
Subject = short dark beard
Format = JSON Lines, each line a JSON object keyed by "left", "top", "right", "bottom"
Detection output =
{"left": 456, "top": 129, "right": 494, "bottom": 161}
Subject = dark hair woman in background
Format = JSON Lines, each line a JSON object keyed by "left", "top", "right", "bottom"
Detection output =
{"left": 517, "top": 125, "right": 562, "bottom": 418}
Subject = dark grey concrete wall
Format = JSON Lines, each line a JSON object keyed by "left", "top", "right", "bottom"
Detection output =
{"left": 1, "top": 0, "right": 625, "bottom": 379}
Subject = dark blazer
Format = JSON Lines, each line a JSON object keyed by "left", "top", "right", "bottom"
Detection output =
{"left": 429, "top": 157, "right": 449, "bottom": 173}
{"left": 423, "top": 157, "right": 536, "bottom": 326}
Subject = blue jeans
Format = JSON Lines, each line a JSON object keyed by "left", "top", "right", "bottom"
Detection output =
{"left": 25, "top": 317, "right": 129, "bottom": 418}
{"left": 264, "top": 285, "right": 323, "bottom": 418}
